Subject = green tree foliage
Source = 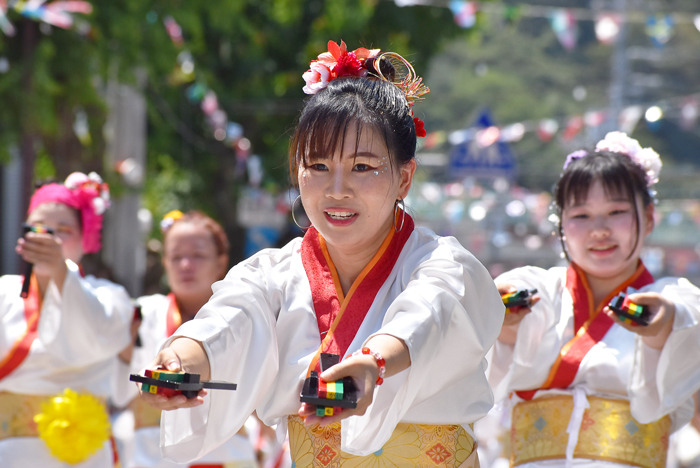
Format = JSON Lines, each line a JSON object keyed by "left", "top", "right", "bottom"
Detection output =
{"left": 0, "top": 0, "right": 472, "bottom": 262}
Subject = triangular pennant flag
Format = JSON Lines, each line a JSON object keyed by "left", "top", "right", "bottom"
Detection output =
{"left": 45, "top": 1, "right": 93, "bottom": 14}
{"left": 449, "top": 0, "right": 478, "bottom": 29}
{"left": 584, "top": 111, "right": 606, "bottom": 128}
{"left": 550, "top": 9, "right": 578, "bottom": 51}
{"left": 646, "top": 14, "right": 674, "bottom": 48}
{"left": 0, "top": 6, "right": 15, "bottom": 36}
{"left": 501, "top": 123, "right": 525, "bottom": 142}
{"left": 537, "top": 119, "right": 558, "bottom": 142}
{"left": 562, "top": 115, "right": 584, "bottom": 141}
{"left": 618, "top": 105, "right": 643, "bottom": 134}
{"left": 163, "top": 15, "right": 184, "bottom": 47}
{"left": 680, "top": 98, "right": 699, "bottom": 130}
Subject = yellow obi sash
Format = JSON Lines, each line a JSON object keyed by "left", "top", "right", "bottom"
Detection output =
{"left": 129, "top": 395, "right": 164, "bottom": 429}
{"left": 511, "top": 395, "right": 670, "bottom": 468}
{"left": 288, "top": 415, "right": 479, "bottom": 467}
{"left": 0, "top": 391, "right": 47, "bottom": 439}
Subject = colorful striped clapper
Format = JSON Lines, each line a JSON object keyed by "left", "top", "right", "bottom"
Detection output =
{"left": 130, "top": 369, "right": 237, "bottom": 399}
{"left": 300, "top": 353, "right": 358, "bottom": 417}
{"left": 608, "top": 292, "right": 650, "bottom": 326}
{"left": 501, "top": 288, "right": 537, "bottom": 311}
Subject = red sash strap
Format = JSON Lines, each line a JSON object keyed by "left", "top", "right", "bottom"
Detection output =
{"left": 165, "top": 293, "right": 183, "bottom": 337}
{"left": 0, "top": 276, "right": 42, "bottom": 381}
{"left": 517, "top": 261, "right": 654, "bottom": 400}
{"left": 301, "top": 213, "right": 415, "bottom": 375}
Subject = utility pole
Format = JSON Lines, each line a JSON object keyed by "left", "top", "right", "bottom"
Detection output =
{"left": 605, "top": 0, "right": 629, "bottom": 134}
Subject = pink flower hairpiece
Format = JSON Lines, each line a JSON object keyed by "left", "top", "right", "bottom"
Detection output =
{"left": 562, "top": 132, "right": 662, "bottom": 187}
{"left": 28, "top": 172, "right": 110, "bottom": 254}
{"left": 595, "top": 132, "right": 662, "bottom": 186}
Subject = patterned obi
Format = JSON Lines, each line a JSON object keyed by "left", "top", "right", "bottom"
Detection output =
{"left": 511, "top": 395, "right": 670, "bottom": 468}
{"left": 129, "top": 395, "right": 164, "bottom": 429}
{"left": 0, "top": 391, "right": 48, "bottom": 439}
{"left": 287, "top": 415, "right": 479, "bottom": 467}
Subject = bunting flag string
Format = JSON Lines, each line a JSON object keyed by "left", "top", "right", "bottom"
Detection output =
{"left": 421, "top": 92, "right": 700, "bottom": 151}
{"left": 0, "top": 0, "right": 93, "bottom": 36}
{"left": 156, "top": 13, "right": 252, "bottom": 176}
{"left": 395, "top": 0, "right": 700, "bottom": 48}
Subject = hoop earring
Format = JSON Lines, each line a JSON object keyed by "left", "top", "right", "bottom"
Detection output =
{"left": 394, "top": 198, "right": 406, "bottom": 233}
{"left": 291, "top": 195, "right": 312, "bottom": 230}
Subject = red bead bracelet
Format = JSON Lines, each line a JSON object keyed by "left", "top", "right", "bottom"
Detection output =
{"left": 351, "top": 347, "right": 386, "bottom": 386}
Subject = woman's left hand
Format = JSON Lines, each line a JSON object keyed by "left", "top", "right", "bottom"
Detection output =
{"left": 604, "top": 292, "right": 675, "bottom": 350}
{"left": 298, "top": 353, "right": 379, "bottom": 427}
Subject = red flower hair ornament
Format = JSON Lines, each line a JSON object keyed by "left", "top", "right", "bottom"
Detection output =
{"left": 302, "top": 40, "right": 429, "bottom": 137}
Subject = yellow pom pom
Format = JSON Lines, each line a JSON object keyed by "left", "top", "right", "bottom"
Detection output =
{"left": 33, "top": 389, "right": 110, "bottom": 464}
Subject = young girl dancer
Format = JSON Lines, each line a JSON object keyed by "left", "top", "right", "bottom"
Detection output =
{"left": 0, "top": 172, "right": 133, "bottom": 467}
{"left": 491, "top": 132, "right": 700, "bottom": 467}
{"left": 136, "top": 40, "right": 504, "bottom": 467}
{"left": 115, "top": 210, "right": 257, "bottom": 468}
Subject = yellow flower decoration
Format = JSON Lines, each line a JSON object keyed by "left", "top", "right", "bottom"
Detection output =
{"left": 161, "top": 209, "right": 185, "bottom": 232}
{"left": 33, "top": 389, "right": 110, "bottom": 465}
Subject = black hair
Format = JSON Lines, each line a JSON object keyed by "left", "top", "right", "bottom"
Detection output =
{"left": 553, "top": 150, "right": 653, "bottom": 261}
{"left": 288, "top": 76, "right": 416, "bottom": 183}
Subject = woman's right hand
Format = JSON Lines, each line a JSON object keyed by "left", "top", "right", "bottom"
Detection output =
{"left": 497, "top": 283, "right": 539, "bottom": 344}
{"left": 137, "top": 346, "right": 207, "bottom": 410}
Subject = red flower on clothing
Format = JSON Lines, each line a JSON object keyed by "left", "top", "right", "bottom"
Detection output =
{"left": 413, "top": 117, "right": 427, "bottom": 137}
{"left": 426, "top": 442, "right": 452, "bottom": 464}
{"left": 316, "top": 444, "right": 337, "bottom": 465}
{"left": 580, "top": 413, "right": 595, "bottom": 431}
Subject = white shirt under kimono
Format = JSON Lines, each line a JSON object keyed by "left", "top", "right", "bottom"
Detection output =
{"left": 0, "top": 260, "right": 133, "bottom": 468}
{"left": 488, "top": 265, "right": 700, "bottom": 468}
{"left": 158, "top": 227, "right": 505, "bottom": 463}
{"left": 114, "top": 293, "right": 257, "bottom": 468}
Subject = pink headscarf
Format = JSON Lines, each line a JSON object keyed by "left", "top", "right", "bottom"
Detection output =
{"left": 28, "top": 172, "right": 110, "bottom": 254}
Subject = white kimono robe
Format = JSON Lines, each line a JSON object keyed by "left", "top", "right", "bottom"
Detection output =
{"left": 489, "top": 265, "right": 700, "bottom": 468}
{"left": 114, "top": 294, "right": 257, "bottom": 468}
{"left": 0, "top": 260, "right": 133, "bottom": 468}
{"left": 158, "top": 227, "right": 505, "bottom": 463}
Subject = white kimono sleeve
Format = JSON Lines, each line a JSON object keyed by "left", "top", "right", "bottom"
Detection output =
{"left": 38, "top": 260, "right": 132, "bottom": 366}
{"left": 489, "top": 266, "right": 566, "bottom": 402}
{"left": 159, "top": 253, "right": 281, "bottom": 463}
{"left": 340, "top": 238, "right": 505, "bottom": 455}
{"left": 630, "top": 277, "right": 700, "bottom": 424}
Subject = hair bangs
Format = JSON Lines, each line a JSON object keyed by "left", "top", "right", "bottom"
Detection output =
{"left": 289, "top": 77, "right": 414, "bottom": 184}
{"left": 556, "top": 151, "right": 644, "bottom": 210}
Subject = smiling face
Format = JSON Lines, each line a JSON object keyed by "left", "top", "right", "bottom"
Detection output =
{"left": 162, "top": 222, "right": 228, "bottom": 300}
{"left": 26, "top": 202, "right": 84, "bottom": 263}
{"left": 561, "top": 178, "right": 654, "bottom": 285}
{"left": 298, "top": 123, "right": 415, "bottom": 257}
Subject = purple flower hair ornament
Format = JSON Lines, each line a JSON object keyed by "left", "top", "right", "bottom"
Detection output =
{"left": 562, "top": 150, "right": 589, "bottom": 170}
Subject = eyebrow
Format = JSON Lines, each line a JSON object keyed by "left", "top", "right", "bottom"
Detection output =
{"left": 344, "top": 151, "right": 382, "bottom": 160}
{"left": 569, "top": 198, "right": 632, "bottom": 208}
